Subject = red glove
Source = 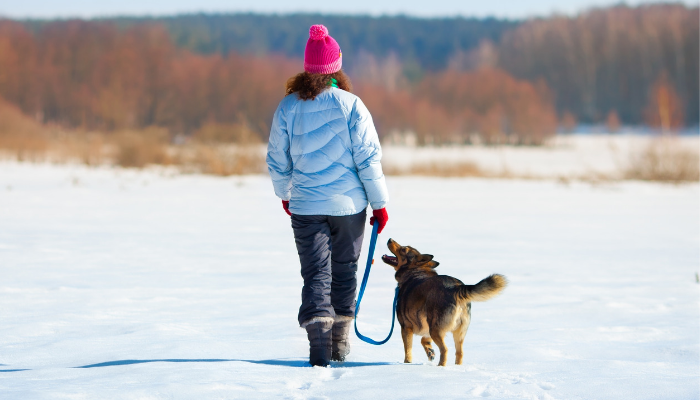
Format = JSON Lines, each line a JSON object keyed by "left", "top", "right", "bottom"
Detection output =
{"left": 369, "top": 208, "right": 388, "bottom": 234}
{"left": 282, "top": 200, "right": 291, "bottom": 216}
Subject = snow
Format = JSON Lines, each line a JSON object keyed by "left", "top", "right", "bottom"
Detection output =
{"left": 383, "top": 134, "right": 700, "bottom": 178}
{"left": 0, "top": 161, "right": 698, "bottom": 399}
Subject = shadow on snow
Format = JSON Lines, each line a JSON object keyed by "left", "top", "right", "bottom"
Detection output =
{"left": 74, "top": 358, "right": 399, "bottom": 369}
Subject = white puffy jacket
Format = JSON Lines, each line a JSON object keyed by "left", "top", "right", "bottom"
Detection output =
{"left": 266, "top": 87, "right": 389, "bottom": 216}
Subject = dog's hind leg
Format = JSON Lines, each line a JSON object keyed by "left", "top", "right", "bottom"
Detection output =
{"left": 401, "top": 326, "right": 414, "bottom": 363}
{"left": 453, "top": 306, "right": 470, "bottom": 365}
{"left": 420, "top": 337, "right": 435, "bottom": 362}
{"left": 430, "top": 330, "right": 448, "bottom": 366}
{"left": 452, "top": 329, "right": 466, "bottom": 365}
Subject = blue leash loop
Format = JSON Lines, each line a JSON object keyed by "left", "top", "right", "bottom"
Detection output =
{"left": 354, "top": 221, "right": 399, "bottom": 345}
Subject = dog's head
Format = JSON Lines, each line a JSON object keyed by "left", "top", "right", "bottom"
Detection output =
{"left": 381, "top": 238, "right": 439, "bottom": 272}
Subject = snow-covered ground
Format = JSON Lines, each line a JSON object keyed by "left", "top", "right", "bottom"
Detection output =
{"left": 1, "top": 162, "right": 698, "bottom": 399}
{"left": 383, "top": 134, "right": 700, "bottom": 178}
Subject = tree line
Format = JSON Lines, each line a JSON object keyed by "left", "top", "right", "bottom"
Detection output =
{"left": 496, "top": 4, "right": 697, "bottom": 127}
{"left": 0, "top": 3, "right": 695, "bottom": 146}
{"left": 0, "top": 19, "right": 557, "bottom": 144}
{"left": 66, "top": 4, "right": 698, "bottom": 127}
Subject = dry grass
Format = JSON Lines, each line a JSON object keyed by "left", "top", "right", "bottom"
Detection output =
{"left": 0, "top": 123, "right": 265, "bottom": 175}
{"left": 193, "top": 123, "right": 261, "bottom": 145}
{"left": 0, "top": 97, "right": 266, "bottom": 175}
{"left": 384, "top": 161, "right": 485, "bottom": 177}
{"left": 173, "top": 144, "right": 265, "bottom": 176}
{"left": 111, "top": 128, "right": 172, "bottom": 168}
{"left": 383, "top": 161, "right": 545, "bottom": 180}
{"left": 0, "top": 97, "right": 50, "bottom": 161}
{"left": 624, "top": 138, "right": 699, "bottom": 183}
{"left": 51, "top": 132, "right": 108, "bottom": 166}
{"left": 1, "top": 99, "right": 697, "bottom": 182}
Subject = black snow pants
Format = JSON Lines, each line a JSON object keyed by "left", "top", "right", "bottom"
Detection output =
{"left": 291, "top": 210, "right": 366, "bottom": 326}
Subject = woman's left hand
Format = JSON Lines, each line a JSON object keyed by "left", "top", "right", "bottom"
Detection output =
{"left": 282, "top": 200, "right": 291, "bottom": 216}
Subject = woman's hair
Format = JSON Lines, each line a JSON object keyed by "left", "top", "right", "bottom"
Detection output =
{"left": 285, "top": 70, "right": 353, "bottom": 100}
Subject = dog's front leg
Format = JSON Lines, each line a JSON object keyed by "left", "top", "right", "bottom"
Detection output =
{"left": 401, "top": 326, "right": 413, "bottom": 363}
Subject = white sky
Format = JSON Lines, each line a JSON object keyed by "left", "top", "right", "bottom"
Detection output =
{"left": 1, "top": 0, "right": 697, "bottom": 19}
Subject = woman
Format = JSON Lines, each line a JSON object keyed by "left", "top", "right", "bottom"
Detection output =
{"left": 266, "top": 24, "right": 389, "bottom": 367}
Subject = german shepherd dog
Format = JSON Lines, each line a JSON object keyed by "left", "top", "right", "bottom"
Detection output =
{"left": 381, "top": 238, "right": 507, "bottom": 366}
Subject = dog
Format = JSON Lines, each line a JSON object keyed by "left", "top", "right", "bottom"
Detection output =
{"left": 381, "top": 238, "right": 507, "bottom": 366}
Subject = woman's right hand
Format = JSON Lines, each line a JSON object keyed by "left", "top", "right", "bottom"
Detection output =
{"left": 282, "top": 200, "right": 291, "bottom": 216}
{"left": 369, "top": 208, "right": 388, "bottom": 234}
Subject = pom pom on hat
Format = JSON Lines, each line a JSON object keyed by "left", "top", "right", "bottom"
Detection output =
{"left": 309, "top": 25, "right": 329, "bottom": 40}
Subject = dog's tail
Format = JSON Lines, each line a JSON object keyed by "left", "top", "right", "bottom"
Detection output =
{"left": 455, "top": 274, "right": 507, "bottom": 302}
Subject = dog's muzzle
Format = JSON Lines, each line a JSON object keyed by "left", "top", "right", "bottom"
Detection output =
{"left": 381, "top": 254, "right": 398, "bottom": 266}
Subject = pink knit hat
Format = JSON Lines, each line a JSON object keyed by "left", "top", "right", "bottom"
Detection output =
{"left": 304, "top": 25, "right": 342, "bottom": 74}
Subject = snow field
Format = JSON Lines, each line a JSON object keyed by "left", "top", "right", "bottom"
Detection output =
{"left": 382, "top": 134, "right": 700, "bottom": 178}
{"left": 0, "top": 161, "right": 698, "bottom": 399}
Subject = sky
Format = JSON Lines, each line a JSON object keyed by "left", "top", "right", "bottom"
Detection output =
{"left": 0, "top": 0, "right": 697, "bottom": 19}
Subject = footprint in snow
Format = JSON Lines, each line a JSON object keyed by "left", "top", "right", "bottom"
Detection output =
{"left": 330, "top": 369, "right": 347, "bottom": 380}
{"left": 317, "top": 367, "right": 347, "bottom": 381}
{"left": 471, "top": 385, "right": 493, "bottom": 397}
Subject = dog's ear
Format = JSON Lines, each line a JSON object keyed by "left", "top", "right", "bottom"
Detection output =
{"left": 418, "top": 254, "right": 438, "bottom": 268}
{"left": 415, "top": 257, "right": 439, "bottom": 269}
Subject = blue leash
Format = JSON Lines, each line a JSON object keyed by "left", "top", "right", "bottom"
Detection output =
{"left": 354, "top": 221, "right": 399, "bottom": 345}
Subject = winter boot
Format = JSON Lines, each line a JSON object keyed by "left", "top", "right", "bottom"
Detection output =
{"left": 302, "top": 317, "right": 333, "bottom": 367}
{"left": 331, "top": 315, "right": 353, "bottom": 362}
